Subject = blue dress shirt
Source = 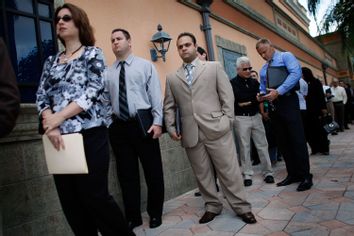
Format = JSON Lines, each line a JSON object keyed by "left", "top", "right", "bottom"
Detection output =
{"left": 259, "top": 50, "right": 302, "bottom": 95}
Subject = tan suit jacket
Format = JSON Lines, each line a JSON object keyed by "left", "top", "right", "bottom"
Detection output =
{"left": 164, "top": 58, "right": 234, "bottom": 148}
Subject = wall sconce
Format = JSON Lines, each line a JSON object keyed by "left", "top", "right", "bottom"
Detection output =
{"left": 150, "top": 24, "right": 172, "bottom": 62}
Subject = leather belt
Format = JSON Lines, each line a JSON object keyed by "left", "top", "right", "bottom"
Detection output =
{"left": 235, "top": 112, "right": 258, "bottom": 116}
{"left": 112, "top": 114, "right": 136, "bottom": 123}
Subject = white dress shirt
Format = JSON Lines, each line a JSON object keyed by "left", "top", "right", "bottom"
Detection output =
{"left": 331, "top": 85, "right": 347, "bottom": 104}
{"left": 296, "top": 78, "right": 308, "bottom": 110}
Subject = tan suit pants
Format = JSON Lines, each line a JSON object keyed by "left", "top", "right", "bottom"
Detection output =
{"left": 185, "top": 130, "right": 252, "bottom": 215}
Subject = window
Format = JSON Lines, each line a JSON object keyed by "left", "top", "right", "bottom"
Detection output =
{"left": 215, "top": 35, "right": 246, "bottom": 79}
{"left": 1, "top": 0, "right": 56, "bottom": 103}
{"left": 222, "top": 49, "right": 242, "bottom": 79}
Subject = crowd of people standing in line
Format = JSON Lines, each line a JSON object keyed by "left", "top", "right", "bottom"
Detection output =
{"left": 0, "top": 2, "right": 349, "bottom": 235}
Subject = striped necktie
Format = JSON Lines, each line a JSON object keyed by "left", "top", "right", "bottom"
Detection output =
{"left": 185, "top": 64, "right": 194, "bottom": 87}
{"left": 118, "top": 61, "right": 129, "bottom": 121}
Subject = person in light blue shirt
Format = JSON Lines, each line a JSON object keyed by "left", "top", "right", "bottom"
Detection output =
{"left": 256, "top": 38, "right": 313, "bottom": 192}
{"left": 105, "top": 28, "right": 164, "bottom": 231}
{"left": 259, "top": 50, "right": 302, "bottom": 96}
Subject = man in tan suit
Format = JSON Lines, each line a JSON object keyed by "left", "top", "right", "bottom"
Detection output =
{"left": 163, "top": 32, "right": 256, "bottom": 224}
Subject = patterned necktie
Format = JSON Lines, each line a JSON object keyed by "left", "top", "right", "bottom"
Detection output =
{"left": 185, "top": 64, "right": 193, "bottom": 87}
{"left": 118, "top": 61, "right": 129, "bottom": 121}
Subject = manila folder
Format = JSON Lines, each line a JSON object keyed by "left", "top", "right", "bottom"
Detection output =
{"left": 42, "top": 133, "right": 88, "bottom": 174}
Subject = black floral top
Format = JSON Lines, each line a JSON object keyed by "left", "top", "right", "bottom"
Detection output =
{"left": 36, "top": 46, "right": 112, "bottom": 134}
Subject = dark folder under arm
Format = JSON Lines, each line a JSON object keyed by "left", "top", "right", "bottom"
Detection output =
{"left": 135, "top": 108, "right": 166, "bottom": 138}
{"left": 136, "top": 109, "right": 153, "bottom": 138}
{"left": 267, "top": 66, "right": 289, "bottom": 89}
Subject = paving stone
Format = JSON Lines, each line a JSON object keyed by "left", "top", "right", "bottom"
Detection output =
{"left": 208, "top": 216, "right": 245, "bottom": 232}
{"left": 190, "top": 224, "right": 211, "bottom": 234}
{"left": 319, "top": 220, "right": 347, "bottom": 230}
{"left": 344, "top": 191, "right": 354, "bottom": 200}
{"left": 258, "top": 207, "right": 294, "bottom": 221}
{"left": 284, "top": 222, "right": 328, "bottom": 235}
{"left": 158, "top": 228, "right": 193, "bottom": 236}
{"left": 290, "top": 227, "right": 330, "bottom": 236}
{"left": 259, "top": 220, "right": 288, "bottom": 232}
{"left": 239, "top": 220, "right": 272, "bottom": 235}
{"left": 266, "top": 232, "right": 290, "bottom": 236}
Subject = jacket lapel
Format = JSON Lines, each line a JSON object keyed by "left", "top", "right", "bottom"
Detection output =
{"left": 176, "top": 65, "right": 189, "bottom": 86}
{"left": 175, "top": 59, "right": 206, "bottom": 87}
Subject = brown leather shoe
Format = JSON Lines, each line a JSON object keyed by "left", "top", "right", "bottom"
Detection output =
{"left": 238, "top": 212, "right": 257, "bottom": 224}
{"left": 199, "top": 211, "right": 219, "bottom": 224}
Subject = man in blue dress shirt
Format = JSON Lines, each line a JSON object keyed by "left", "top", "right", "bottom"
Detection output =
{"left": 256, "top": 38, "right": 313, "bottom": 191}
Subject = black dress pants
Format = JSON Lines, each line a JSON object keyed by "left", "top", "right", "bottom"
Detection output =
{"left": 54, "top": 127, "right": 134, "bottom": 236}
{"left": 109, "top": 118, "right": 164, "bottom": 222}
{"left": 307, "top": 114, "right": 329, "bottom": 153}
{"left": 333, "top": 101, "right": 345, "bottom": 131}
{"left": 270, "top": 93, "right": 311, "bottom": 179}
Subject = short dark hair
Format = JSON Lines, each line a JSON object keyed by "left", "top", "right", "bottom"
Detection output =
{"left": 111, "top": 28, "right": 131, "bottom": 40}
{"left": 197, "top": 46, "right": 208, "bottom": 60}
{"left": 177, "top": 32, "right": 196, "bottom": 45}
{"left": 301, "top": 67, "right": 315, "bottom": 82}
{"left": 256, "top": 38, "right": 272, "bottom": 49}
{"left": 55, "top": 3, "right": 95, "bottom": 46}
{"left": 250, "top": 70, "right": 258, "bottom": 76}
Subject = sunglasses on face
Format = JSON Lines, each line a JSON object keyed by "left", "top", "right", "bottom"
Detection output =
{"left": 55, "top": 15, "right": 72, "bottom": 24}
{"left": 242, "top": 67, "right": 253, "bottom": 71}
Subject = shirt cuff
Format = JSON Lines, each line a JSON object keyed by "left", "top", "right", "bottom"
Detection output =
{"left": 277, "top": 87, "right": 285, "bottom": 96}
{"left": 153, "top": 116, "right": 163, "bottom": 126}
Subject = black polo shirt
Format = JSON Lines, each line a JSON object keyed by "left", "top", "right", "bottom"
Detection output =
{"left": 230, "top": 75, "right": 260, "bottom": 116}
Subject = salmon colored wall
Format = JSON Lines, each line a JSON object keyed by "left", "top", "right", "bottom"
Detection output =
{"left": 301, "top": 59, "right": 336, "bottom": 84}
{"left": 240, "top": 0, "right": 275, "bottom": 24}
{"left": 65, "top": 0, "right": 337, "bottom": 85}
{"left": 67, "top": 0, "right": 205, "bottom": 94}
{"left": 210, "top": 1, "right": 337, "bottom": 73}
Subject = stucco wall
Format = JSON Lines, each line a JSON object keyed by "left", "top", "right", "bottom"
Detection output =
{"left": 67, "top": 0, "right": 206, "bottom": 94}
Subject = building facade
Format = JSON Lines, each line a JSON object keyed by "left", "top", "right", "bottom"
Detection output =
{"left": 0, "top": 0, "right": 340, "bottom": 235}
{"left": 317, "top": 31, "right": 354, "bottom": 84}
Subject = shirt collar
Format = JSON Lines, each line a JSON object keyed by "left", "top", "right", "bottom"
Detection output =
{"left": 183, "top": 57, "right": 198, "bottom": 69}
{"left": 268, "top": 50, "right": 279, "bottom": 64}
{"left": 115, "top": 54, "right": 134, "bottom": 68}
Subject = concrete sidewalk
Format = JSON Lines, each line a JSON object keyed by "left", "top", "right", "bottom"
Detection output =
{"left": 134, "top": 126, "right": 354, "bottom": 236}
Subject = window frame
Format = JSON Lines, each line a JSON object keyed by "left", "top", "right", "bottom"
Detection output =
{"left": 0, "top": 0, "right": 57, "bottom": 103}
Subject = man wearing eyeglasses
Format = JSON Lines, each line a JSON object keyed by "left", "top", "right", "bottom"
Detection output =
{"left": 230, "top": 56, "right": 274, "bottom": 187}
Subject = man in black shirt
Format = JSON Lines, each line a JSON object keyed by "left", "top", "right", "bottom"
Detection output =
{"left": 231, "top": 56, "right": 274, "bottom": 187}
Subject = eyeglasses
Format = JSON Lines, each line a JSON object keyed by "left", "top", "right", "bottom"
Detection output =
{"left": 55, "top": 15, "right": 72, "bottom": 24}
{"left": 242, "top": 67, "right": 253, "bottom": 71}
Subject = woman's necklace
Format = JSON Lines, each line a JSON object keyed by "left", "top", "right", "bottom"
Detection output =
{"left": 62, "top": 45, "right": 83, "bottom": 63}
